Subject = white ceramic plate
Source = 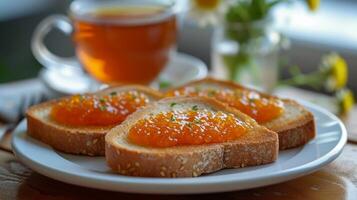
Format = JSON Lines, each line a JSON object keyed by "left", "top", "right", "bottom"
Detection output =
{"left": 12, "top": 101, "right": 347, "bottom": 194}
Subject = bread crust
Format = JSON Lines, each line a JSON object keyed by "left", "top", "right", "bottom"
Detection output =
{"left": 165, "top": 78, "right": 316, "bottom": 150}
{"left": 26, "top": 85, "right": 163, "bottom": 156}
{"left": 276, "top": 116, "right": 315, "bottom": 150}
{"left": 105, "top": 97, "right": 279, "bottom": 177}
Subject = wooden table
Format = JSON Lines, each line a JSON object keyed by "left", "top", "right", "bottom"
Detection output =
{"left": 0, "top": 131, "right": 356, "bottom": 199}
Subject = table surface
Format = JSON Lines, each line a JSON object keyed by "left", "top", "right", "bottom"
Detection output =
{"left": 0, "top": 94, "right": 357, "bottom": 200}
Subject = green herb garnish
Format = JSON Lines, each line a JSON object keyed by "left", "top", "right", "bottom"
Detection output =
{"left": 207, "top": 90, "right": 217, "bottom": 97}
{"left": 187, "top": 122, "right": 193, "bottom": 128}
{"left": 249, "top": 98, "right": 256, "bottom": 103}
{"left": 99, "top": 98, "right": 106, "bottom": 103}
{"left": 170, "top": 102, "right": 177, "bottom": 107}
{"left": 170, "top": 115, "right": 176, "bottom": 122}
{"left": 193, "top": 118, "right": 201, "bottom": 124}
{"left": 192, "top": 105, "right": 199, "bottom": 111}
{"left": 130, "top": 93, "right": 137, "bottom": 100}
{"left": 99, "top": 105, "right": 106, "bottom": 111}
{"left": 110, "top": 91, "right": 117, "bottom": 96}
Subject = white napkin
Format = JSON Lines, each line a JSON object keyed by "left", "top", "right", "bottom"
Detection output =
{"left": 0, "top": 79, "right": 45, "bottom": 122}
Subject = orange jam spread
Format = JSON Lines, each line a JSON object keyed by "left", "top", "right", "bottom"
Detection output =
{"left": 166, "top": 87, "right": 284, "bottom": 123}
{"left": 128, "top": 108, "right": 249, "bottom": 148}
{"left": 51, "top": 91, "right": 149, "bottom": 126}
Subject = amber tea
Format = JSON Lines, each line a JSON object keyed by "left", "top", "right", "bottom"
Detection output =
{"left": 72, "top": 4, "right": 177, "bottom": 84}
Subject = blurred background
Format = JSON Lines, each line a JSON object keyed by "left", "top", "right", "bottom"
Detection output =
{"left": 0, "top": 0, "right": 356, "bottom": 91}
{"left": 0, "top": 0, "right": 356, "bottom": 141}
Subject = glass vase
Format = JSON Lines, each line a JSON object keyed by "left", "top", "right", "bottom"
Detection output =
{"left": 211, "top": 18, "right": 280, "bottom": 92}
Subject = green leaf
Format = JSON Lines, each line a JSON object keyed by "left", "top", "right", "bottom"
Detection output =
{"left": 225, "top": 0, "right": 281, "bottom": 23}
{"left": 251, "top": 0, "right": 267, "bottom": 19}
{"left": 226, "top": 2, "right": 251, "bottom": 23}
{"left": 268, "top": 0, "right": 288, "bottom": 9}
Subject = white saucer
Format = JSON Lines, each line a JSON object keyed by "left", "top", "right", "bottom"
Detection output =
{"left": 39, "top": 52, "right": 207, "bottom": 95}
{"left": 12, "top": 101, "right": 346, "bottom": 194}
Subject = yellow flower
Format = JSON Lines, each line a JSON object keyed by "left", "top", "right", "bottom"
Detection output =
{"left": 337, "top": 89, "right": 355, "bottom": 115}
{"left": 322, "top": 53, "right": 348, "bottom": 91}
{"left": 189, "top": 0, "right": 229, "bottom": 26}
{"left": 193, "top": 0, "right": 221, "bottom": 11}
{"left": 306, "top": 0, "right": 320, "bottom": 11}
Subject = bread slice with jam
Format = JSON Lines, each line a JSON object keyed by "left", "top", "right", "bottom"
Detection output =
{"left": 105, "top": 97, "right": 278, "bottom": 177}
{"left": 26, "top": 85, "right": 163, "bottom": 156}
{"left": 165, "top": 78, "right": 316, "bottom": 150}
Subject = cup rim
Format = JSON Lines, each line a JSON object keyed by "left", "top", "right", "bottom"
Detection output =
{"left": 69, "top": 0, "right": 178, "bottom": 25}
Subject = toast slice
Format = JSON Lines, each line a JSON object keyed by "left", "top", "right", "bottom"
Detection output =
{"left": 165, "top": 78, "right": 315, "bottom": 150}
{"left": 105, "top": 97, "right": 278, "bottom": 177}
{"left": 26, "top": 85, "right": 162, "bottom": 156}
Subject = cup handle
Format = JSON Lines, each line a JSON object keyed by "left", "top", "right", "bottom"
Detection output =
{"left": 31, "top": 15, "right": 80, "bottom": 71}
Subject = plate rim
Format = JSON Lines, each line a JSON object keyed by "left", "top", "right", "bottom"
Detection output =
{"left": 12, "top": 100, "right": 347, "bottom": 194}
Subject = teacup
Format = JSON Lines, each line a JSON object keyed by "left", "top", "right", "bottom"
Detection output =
{"left": 32, "top": 0, "right": 178, "bottom": 85}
